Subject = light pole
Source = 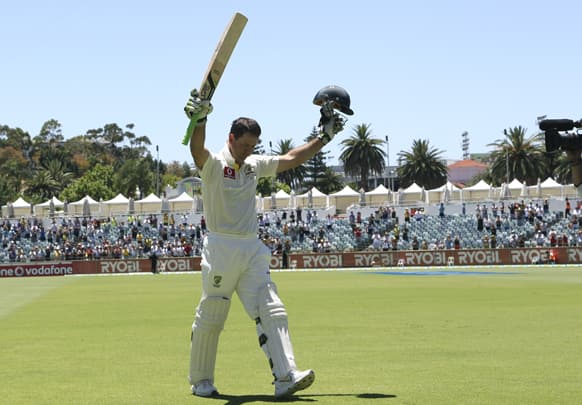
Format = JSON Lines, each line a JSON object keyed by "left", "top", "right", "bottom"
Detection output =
{"left": 269, "top": 141, "right": 275, "bottom": 195}
{"left": 156, "top": 145, "right": 160, "bottom": 196}
{"left": 385, "top": 135, "right": 390, "bottom": 190}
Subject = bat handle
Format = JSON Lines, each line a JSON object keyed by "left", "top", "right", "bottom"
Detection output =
{"left": 181, "top": 113, "right": 202, "bottom": 145}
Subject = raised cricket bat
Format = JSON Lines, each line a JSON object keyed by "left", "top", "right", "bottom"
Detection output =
{"left": 182, "top": 12, "right": 248, "bottom": 145}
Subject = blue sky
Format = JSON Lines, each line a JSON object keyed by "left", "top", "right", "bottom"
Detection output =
{"left": 2, "top": 0, "right": 581, "bottom": 169}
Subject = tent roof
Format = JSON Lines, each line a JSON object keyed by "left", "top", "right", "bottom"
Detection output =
{"left": 275, "top": 189, "right": 290, "bottom": 198}
{"left": 12, "top": 197, "right": 30, "bottom": 207}
{"left": 169, "top": 191, "right": 194, "bottom": 202}
{"left": 37, "top": 196, "right": 64, "bottom": 207}
{"left": 330, "top": 185, "right": 359, "bottom": 196}
{"left": 429, "top": 181, "right": 461, "bottom": 192}
{"left": 403, "top": 182, "right": 423, "bottom": 193}
{"left": 463, "top": 179, "right": 490, "bottom": 190}
{"left": 136, "top": 193, "right": 162, "bottom": 203}
{"left": 507, "top": 178, "right": 524, "bottom": 189}
{"left": 540, "top": 177, "right": 562, "bottom": 187}
{"left": 103, "top": 193, "right": 129, "bottom": 204}
{"left": 298, "top": 187, "right": 327, "bottom": 197}
{"left": 366, "top": 184, "right": 390, "bottom": 195}
{"left": 70, "top": 195, "right": 99, "bottom": 205}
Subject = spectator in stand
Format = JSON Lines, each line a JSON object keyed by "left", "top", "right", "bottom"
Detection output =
{"left": 354, "top": 227, "right": 362, "bottom": 245}
{"left": 453, "top": 235, "right": 461, "bottom": 249}
{"left": 326, "top": 214, "right": 333, "bottom": 230}
{"left": 404, "top": 208, "right": 410, "bottom": 223}
{"left": 444, "top": 234, "right": 453, "bottom": 249}
{"left": 296, "top": 206, "right": 302, "bottom": 223}
{"left": 371, "top": 232, "right": 382, "bottom": 251}
{"left": 381, "top": 235, "right": 391, "bottom": 251}
{"left": 535, "top": 232, "right": 546, "bottom": 247}
{"left": 477, "top": 214, "right": 484, "bottom": 232}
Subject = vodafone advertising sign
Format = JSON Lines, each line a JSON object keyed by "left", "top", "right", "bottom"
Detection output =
{"left": 0, "top": 248, "right": 579, "bottom": 278}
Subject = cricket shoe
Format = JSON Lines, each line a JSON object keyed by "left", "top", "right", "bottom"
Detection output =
{"left": 191, "top": 379, "right": 219, "bottom": 397}
{"left": 274, "top": 369, "right": 315, "bottom": 399}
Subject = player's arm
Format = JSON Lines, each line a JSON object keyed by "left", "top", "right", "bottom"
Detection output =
{"left": 276, "top": 106, "right": 345, "bottom": 173}
{"left": 276, "top": 137, "right": 326, "bottom": 173}
{"left": 185, "top": 89, "right": 212, "bottom": 169}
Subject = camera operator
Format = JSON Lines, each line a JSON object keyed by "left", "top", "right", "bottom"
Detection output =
{"left": 565, "top": 149, "right": 582, "bottom": 196}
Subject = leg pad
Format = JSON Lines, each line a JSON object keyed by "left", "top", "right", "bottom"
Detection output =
{"left": 188, "top": 296, "right": 230, "bottom": 385}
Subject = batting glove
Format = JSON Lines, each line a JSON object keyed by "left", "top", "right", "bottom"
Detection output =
{"left": 317, "top": 103, "right": 346, "bottom": 145}
{"left": 184, "top": 89, "right": 213, "bottom": 122}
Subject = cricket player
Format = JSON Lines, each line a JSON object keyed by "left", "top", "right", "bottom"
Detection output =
{"left": 184, "top": 86, "right": 353, "bottom": 398}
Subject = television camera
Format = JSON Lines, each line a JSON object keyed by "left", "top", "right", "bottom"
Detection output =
{"left": 539, "top": 118, "right": 582, "bottom": 153}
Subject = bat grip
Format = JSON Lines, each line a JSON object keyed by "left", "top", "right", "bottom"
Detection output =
{"left": 182, "top": 113, "right": 203, "bottom": 145}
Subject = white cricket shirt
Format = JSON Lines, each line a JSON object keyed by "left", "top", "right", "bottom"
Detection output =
{"left": 200, "top": 144, "right": 278, "bottom": 236}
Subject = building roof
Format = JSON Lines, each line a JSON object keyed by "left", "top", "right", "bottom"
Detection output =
{"left": 447, "top": 159, "right": 488, "bottom": 169}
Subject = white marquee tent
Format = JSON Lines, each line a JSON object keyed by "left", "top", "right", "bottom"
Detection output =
{"left": 461, "top": 179, "right": 492, "bottom": 201}
{"left": 5, "top": 197, "right": 32, "bottom": 217}
{"left": 426, "top": 181, "right": 462, "bottom": 204}
{"left": 168, "top": 192, "right": 195, "bottom": 212}
{"left": 263, "top": 189, "right": 291, "bottom": 210}
{"left": 296, "top": 187, "right": 329, "bottom": 209}
{"left": 329, "top": 185, "right": 360, "bottom": 211}
{"left": 35, "top": 196, "right": 64, "bottom": 217}
{"left": 69, "top": 195, "right": 100, "bottom": 216}
{"left": 102, "top": 193, "right": 129, "bottom": 216}
{"left": 135, "top": 193, "right": 163, "bottom": 214}
{"left": 365, "top": 184, "right": 391, "bottom": 206}
{"left": 396, "top": 182, "right": 425, "bottom": 205}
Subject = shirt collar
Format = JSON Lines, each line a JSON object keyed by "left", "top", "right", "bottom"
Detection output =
{"left": 221, "top": 144, "right": 241, "bottom": 171}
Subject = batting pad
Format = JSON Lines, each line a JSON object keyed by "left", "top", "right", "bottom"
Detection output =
{"left": 256, "top": 283, "right": 297, "bottom": 379}
{"left": 189, "top": 296, "right": 231, "bottom": 385}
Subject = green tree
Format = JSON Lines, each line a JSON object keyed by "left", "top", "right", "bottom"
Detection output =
{"left": 397, "top": 139, "right": 447, "bottom": 189}
{"left": 316, "top": 167, "right": 343, "bottom": 194}
{"left": 339, "top": 123, "right": 386, "bottom": 190}
{"left": 34, "top": 119, "right": 68, "bottom": 168}
{"left": 302, "top": 128, "right": 333, "bottom": 193}
{"left": 60, "top": 164, "right": 116, "bottom": 202}
{"left": 113, "top": 158, "right": 155, "bottom": 198}
{"left": 486, "top": 126, "right": 546, "bottom": 186}
{"left": 0, "top": 145, "right": 29, "bottom": 201}
{"left": 24, "top": 170, "right": 59, "bottom": 204}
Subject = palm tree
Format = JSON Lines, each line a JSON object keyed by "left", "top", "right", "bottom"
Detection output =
{"left": 339, "top": 124, "right": 386, "bottom": 190}
{"left": 397, "top": 139, "right": 447, "bottom": 189}
{"left": 24, "top": 170, "right": 60, "bottom": 203}
{"left": 44, "top": 160, "right": 74, "bottom": 192}
{"left": 486, "top": 126, "right": 546, "bottom": 186}
{"left": 273, "top": 138, "right": 305, "bottom": 190}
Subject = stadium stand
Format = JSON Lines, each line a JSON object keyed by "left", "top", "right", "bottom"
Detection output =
{"left": 1, "top": 199, "right": 581, "bottom": 263}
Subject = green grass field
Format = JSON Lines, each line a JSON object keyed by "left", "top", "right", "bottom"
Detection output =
{"left": 1, "top": 266, "right": 582, "bottom": 404}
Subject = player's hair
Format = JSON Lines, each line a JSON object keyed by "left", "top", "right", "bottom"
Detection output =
{"left": 230, "top": 117, "right": 261, "bottom": 139}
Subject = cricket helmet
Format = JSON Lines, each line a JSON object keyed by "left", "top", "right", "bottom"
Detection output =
{"left": 313, "top": 85, "right": 354, "bottom": 115}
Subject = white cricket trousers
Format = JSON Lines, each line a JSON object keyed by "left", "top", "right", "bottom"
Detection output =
{"left": 199, "top": 232, "right": 273, "bottom": 319}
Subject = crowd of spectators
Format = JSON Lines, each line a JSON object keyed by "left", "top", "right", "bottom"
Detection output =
{"left": 1, "top": 198, "right": 581, "bottom": 264}
{"left": 0, "top": 213, "right": 206, "bottom": 263}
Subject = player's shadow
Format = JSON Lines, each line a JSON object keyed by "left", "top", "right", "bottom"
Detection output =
{"left": 206, "top": 392, "right": 397, "bottom": 404}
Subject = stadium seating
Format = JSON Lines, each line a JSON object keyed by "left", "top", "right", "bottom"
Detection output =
{"left": 0, "top": 200, "right": 580, "bottom": 263}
